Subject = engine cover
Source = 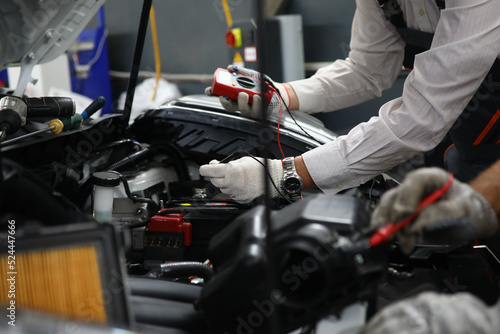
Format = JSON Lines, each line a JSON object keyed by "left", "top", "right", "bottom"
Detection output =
{"left": 129, "top": 95, "right": 337, "bottom": 162}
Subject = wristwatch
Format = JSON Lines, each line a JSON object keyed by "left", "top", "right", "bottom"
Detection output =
{"left": 282, "top": 157, "right": 304, "bottom": 198}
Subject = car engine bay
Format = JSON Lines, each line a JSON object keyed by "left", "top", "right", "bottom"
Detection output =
{"left": 1, "top": 1, "right": 500, "bottom": 334}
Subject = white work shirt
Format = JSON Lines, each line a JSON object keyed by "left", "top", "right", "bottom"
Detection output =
{"left": 289, "top": 0, "right": 500, "bottom": 193}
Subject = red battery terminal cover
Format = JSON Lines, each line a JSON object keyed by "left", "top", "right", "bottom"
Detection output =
{"left": 148, "top": 211, "right": 192, "bottom": 246}
{"left": 211, "top": 68, "right": 275, "bottom": 105}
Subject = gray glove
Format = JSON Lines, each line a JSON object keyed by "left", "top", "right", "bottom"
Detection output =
{"left": 199, "top": 157, "right": 283, "bottom": 203}
{"left": 205, "top": 65, "right": 290, "bottom": 118}
{"left": 371, "top": 167, "right": 497, "bottom": 253}
{"left": 361, "top": 291, "right": 500, "bottom": 334}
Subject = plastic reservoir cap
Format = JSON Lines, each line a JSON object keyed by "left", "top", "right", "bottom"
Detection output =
{"left": 92, "top": 171, "right": 121, "bottom": 187}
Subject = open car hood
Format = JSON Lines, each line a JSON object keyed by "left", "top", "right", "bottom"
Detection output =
{"left": 0, "top": 0, "right": 106, "bottom": 94}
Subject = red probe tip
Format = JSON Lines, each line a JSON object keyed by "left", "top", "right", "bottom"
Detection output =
{"left": 369, "top": 172, "right": 454, "bottom": 248}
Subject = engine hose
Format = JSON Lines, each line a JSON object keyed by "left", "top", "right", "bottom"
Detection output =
{"left": 95, "top": 139, "right": 140, "bottom": 153}
{"left": 146, "top": 261, "right": 214, "bottom": 282}
{"left": 130, "top": 295, "right": 204, "bottom": 331}
{"left": 127, "top": 277, "right": 202, "bottom": 302}
{"left": 106, "top": 146, "right": 156, "bottom": 171}
{"left": 108, "top": 171, "right": 159, "bottom": 215}
{"left": 159, "top": 143, "right": 190, "bottom": 181}
{"left": 102, "top": 143, "right": 190, "bottom": 182}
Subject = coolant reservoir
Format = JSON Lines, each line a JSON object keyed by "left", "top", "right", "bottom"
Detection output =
{"left": 92, "top": 171, "right": 121, "bottom": 223}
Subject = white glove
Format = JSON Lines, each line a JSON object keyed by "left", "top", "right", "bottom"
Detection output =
{"left": 371, "top": 167, "right": 497, "bottom": 253}
{"left": 361, "top": 291, "right": 500, "bottom": 334}
{"left": 205, "top": 65, "right": 290, "bottom": 118}
{"left": 199, "top": 157, "right": 283, "bottom": 204}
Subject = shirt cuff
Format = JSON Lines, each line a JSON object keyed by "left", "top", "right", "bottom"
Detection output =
{"left": 301, "top": 140, "right": 361, "bottom": 194}
{"left": 288, "top": 78, "right": 325, "bottom": 113}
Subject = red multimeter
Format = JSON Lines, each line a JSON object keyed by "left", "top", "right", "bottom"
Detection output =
{"left": 210, "top": 68, "right": 274, "bottom": 105}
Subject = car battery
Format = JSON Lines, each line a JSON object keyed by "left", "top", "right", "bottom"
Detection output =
{"left": 144, "top": 199, "right": 248, "bottom": 264}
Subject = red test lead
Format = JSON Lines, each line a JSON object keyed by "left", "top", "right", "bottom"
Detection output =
{"left": 369, "top": 172, "right": 454, "bottom": 247}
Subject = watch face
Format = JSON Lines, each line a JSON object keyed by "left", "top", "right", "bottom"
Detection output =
{"left": 284, "top": 177, "right": 302, "bottom": 193}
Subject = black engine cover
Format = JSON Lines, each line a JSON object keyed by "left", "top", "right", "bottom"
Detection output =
{"left": 128, "top": 95, "right": 337, "bottom": 163}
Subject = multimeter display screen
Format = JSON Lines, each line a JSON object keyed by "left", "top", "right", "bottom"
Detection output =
{"left": 217, "top": 69, "right": 234, "bottom": 85}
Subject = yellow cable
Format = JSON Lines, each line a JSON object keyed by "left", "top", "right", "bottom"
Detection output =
{"left": 150, "top": 4, "right": 161, "bottom": 101}
{"left": 222, "top": 0, "right": 233, "bottom": 28}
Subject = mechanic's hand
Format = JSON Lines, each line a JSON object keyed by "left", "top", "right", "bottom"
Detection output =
{"left": 205, "top": 65, "right": 290, "bottom": 118}
{"left": 199, "top": 156, "right": 283, "bottom": 203}
{"left": 371, "top": 167, "right": 497, "bottom": 253}
{"left": 361, "top": 291, "right": 500, "bottom": 334}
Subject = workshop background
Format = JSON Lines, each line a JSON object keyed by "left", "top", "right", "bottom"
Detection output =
{"left": 104, "top": 0, "right": 405, "bottom": 134}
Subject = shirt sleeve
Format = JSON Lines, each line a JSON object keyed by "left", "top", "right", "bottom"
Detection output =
{"left": 288, "top": 0, "right": 405, "bottom": 113}
{"left": 302, "top": 0, "right": 500, "bottom": 194}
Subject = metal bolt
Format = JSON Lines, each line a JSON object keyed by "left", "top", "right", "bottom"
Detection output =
{"left": 136, "top": 209, "right": 143, "bottom": 215}
{"left": 193, "top": 188, "right": 207, "bottom": 199}
{"left": 45, "top": 31, "right": 53, "bottom": 39}
{"left": 354, "top": 254, "right": 364, "bottom": 265}
{"left": 28, "top": 52, "right": 35, "bottom": 59}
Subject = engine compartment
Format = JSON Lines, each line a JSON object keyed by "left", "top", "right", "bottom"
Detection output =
{"left": 0, "top": 93, "right": 377, "bottom": 333}
{"left": 2, "top": 1, "right": 499, "bottom": 332}
{"left": 2, "top": 93, "right": 500, "bottom": 334}
{"left": 1, "top": 93, "right": 345, "bottom": 263}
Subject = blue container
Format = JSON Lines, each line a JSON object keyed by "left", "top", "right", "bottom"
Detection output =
{"left": 0, "top": 69, "right": 8, "bottom": 88}
{"left": 69, "top": 8, "right": 113, "bottom": 114}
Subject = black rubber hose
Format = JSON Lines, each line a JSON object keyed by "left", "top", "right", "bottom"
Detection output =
{"left": 108, "top": 171, "right": 159, "bottom": 216}
{"left": 106, "top": 146, "right": 156, "bottom": 171}
{"left": 130, "top": 295, "right": 204, "bottom": 332}
{"left": 102, "top": 143, "right": 190, "bottom": 182}
{"left": 128, "top": 277, "right": 202, "bottom": 303}
{"left": 95, "top": 139, "right": 140, "bottom": 153}
{"left": 159, "top": 143, "right": 190, "bottom": 181}
{"left": 146, "top": 262, "right": 214, "bottom": 282}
